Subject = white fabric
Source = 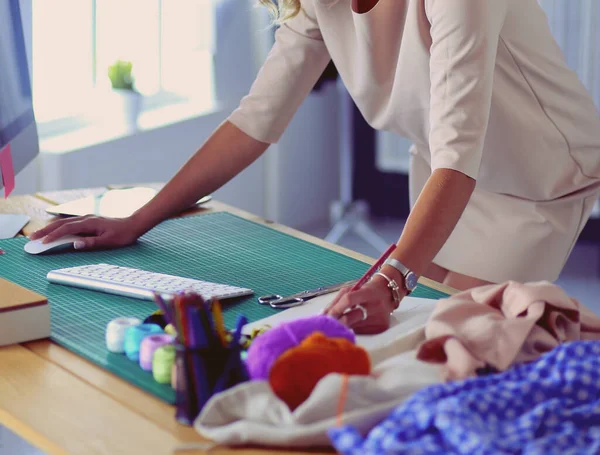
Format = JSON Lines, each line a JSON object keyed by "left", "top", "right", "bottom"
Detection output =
{"left": 243, "top": 294, "right": 436, "bottom": 364}
{"left": 194, "top": 298, "right": 441, "bottom": 448}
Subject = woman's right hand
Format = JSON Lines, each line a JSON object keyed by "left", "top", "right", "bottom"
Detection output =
{"left": 29, "top": 215, "right": 144, "bottom": 250}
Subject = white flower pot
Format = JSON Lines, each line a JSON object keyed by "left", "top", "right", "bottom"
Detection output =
{"left": 111, "top": 89, "right": 143, "bottom": 132}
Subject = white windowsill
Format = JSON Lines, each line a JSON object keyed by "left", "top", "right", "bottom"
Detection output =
{"left": 39, "top": 99, "right": 225, "bottom": 155}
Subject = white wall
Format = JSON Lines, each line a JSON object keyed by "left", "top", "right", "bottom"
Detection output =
{"left": 266, "top": 82, "right": 341, "bottom": 229}
{"left": 13, "top": 158, "right": 37, "bottom": 195}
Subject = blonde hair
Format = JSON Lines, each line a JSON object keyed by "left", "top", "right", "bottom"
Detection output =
{"left": 258, "top": 0, "right": 302, "bottom": 23}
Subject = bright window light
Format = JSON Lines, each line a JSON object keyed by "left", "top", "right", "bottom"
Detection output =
{"left": 95, "top": 0, "right": 161, "bottom": 94}
{"left": 32, "top": 0, "right": 94, "bottom": 123}
{"left": 161, "top": 0, "right": 215, "bottom": 99}
{"left": 31, "top": 0, "right": 216, "bottom": 131}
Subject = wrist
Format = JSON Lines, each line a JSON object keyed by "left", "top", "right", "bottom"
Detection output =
{"left": 380, "top": 264, "right": 405, "bottom": 289}
{"left": 370, "top": 272, "right": 390, "bottom": 289}
{"left": 127, "top": 211, "right": 154, "bottom": 237}
{"left": 372, "top": 271, "right": 404, "bottom": 309}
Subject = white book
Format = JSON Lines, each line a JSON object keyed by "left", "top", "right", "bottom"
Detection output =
{"left": 0, "top": 278, "right": 51, "bottom": 346}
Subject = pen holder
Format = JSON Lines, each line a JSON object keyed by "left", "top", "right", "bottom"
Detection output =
{"left": 174, "top": 343, "right": 249, "bottom": 426}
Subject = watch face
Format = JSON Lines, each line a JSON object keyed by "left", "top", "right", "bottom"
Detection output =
{"left": 405, "top": 272, "right": 418, "bottom": 291}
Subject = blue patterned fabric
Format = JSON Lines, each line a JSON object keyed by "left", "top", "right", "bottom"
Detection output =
{"left": 329, "top": 341, "right": 600, "bottom": 455}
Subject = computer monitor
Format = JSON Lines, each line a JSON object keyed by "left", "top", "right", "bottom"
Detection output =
{"left": 0, "top": 0, "right": 39, "bottom": 194}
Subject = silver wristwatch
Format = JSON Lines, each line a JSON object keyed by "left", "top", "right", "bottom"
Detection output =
{"left": 383, "top": 258, "right": 419, "bottom": 294}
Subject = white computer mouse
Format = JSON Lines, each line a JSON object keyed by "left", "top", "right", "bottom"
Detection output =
{"left": 24, "top": 235, "right": 84, "bottom": 255}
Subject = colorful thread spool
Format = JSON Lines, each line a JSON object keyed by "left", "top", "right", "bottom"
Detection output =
{"left": 105, "top": 317, "right": 142, "bottom": 353}
{"left": 124, "top": 324, "right": 163, "bottom": 362}
{"left": 164, "top": 323, "right": 177, "bottom": 337}
{"left": 153, "top": 344, "right": 177, "bottom": 385}
{"left": 140, "top": 334, "right": 174, "bottom": 371}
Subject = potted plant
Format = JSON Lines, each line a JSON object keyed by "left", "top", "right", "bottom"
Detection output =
{"left": 108, "top": 60, "right": 142, "bottom": 131}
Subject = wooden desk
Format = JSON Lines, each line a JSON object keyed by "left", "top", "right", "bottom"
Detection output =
{"left": 0, "top": 186, "right": 455, "bottom": 455}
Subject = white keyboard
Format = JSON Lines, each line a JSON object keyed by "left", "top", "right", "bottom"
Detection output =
{"left": 46, "top": 264, "right": 253, "bottom": 302}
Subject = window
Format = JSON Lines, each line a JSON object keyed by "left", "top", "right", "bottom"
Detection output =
{"left": 31, "top": 0, "right": 216, "bottom": 135}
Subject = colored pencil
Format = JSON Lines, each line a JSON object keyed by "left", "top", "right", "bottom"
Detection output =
{"left": 213, "top": 314, "right": 247, "bottom": 394}
{"left": 211, "top": 300, "right": 228, "bottom": 347}
{"left": 231, "top": 315, "right": 247, "bottom": 348}
{"left": 172, "top": 293, "right": 182, "bottom": 343}
{"left": 196, "top": 300, "right": 217, "bottom": 346}
{"left": 188, "top": 306, "right": 211, "bottom": 410}
{"left": 177, "top": 294, "right": 189, "bottom": 345}
{"left": 350, "top": 244, "right": 397, "bottom": 291}
{"left": 152, "top": 292, "right": 174, "bottom": 327}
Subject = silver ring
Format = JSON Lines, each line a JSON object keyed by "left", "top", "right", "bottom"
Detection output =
{"left": 355, "top": 304, "right": 368, "bottom": 321}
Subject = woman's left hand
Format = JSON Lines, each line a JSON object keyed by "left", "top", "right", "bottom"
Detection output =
{"left": 322, "top": 275, "right": 406, "bottom": 334}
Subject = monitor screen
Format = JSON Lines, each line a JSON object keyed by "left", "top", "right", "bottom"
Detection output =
{"left": 0, "top": 0, "right": 38, "bottom": 192}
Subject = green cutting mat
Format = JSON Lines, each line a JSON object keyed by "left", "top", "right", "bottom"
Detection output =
{"left": 0, "top": 212, "right": 448, "bottom": 404}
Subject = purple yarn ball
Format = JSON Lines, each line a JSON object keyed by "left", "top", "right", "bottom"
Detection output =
{"left": 246, "top": 315, "right": 355, "bottom": 381}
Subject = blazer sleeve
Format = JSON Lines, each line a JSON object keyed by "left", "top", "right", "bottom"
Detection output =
{"left": 426, "top": 0, "right": 507, "bottom": 179}
{"left": 227, "top": 3, "right": 331, "bottom": 144}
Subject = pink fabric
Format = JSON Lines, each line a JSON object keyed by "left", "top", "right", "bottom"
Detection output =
{"left": 416, "top": 281, "right": 600, "bottom": 380}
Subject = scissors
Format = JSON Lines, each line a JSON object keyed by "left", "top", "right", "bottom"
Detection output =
{"left": 258, "top": 280, "right": 357, "bottom": 309}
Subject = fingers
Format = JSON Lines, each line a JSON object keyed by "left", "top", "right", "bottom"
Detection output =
{"left": 325, "top": 288, "right": 376, "bottom": 319}
{"left": 30, "top": 217, "right": 77, "bottom": 240}
{"left": 74, "top": 236, "right": 98, "bottom": 250}
{"left": 320, "top": 287, "right": 352, "bottom": 314}
{"left": 323, "top": 282, "right": 395, "bottom": 333}
{"left": 338, "top": 306, "right": 367, "bottom": 327}
{"left": 339, "top": 305, "right": 391, "bottom": 334}
{"left": 43, "top": 218, "right": 99, "bottom": 243}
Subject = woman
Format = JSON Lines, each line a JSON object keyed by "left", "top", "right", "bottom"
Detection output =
{"left": 33, "top": 0, "right": 600, "bottom": 334}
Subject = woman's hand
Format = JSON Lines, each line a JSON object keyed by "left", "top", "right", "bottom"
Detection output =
{"left": 29, "top": 215, "right": 143, "bottom": 250}
{"left": 323, "top": 275, "right": 406, "bottom": 334}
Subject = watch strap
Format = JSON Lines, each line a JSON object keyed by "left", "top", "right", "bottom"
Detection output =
{"left": 384, "top": 258, "right": 410, "bottom": 276}
{"left": 383, "top": 257, "right": 418, "bottom": 292}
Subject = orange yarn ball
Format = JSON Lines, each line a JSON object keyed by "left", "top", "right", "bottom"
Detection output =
{"left": 268, "top": 332, "right": 371, "bottom": 410}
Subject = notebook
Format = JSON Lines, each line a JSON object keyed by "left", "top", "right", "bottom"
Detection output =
{"left": 45, "top": 187, "right": 212, "bottom": 218}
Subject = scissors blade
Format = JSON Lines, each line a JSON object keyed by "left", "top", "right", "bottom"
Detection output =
{"left": 301, "top": 279, "right": 357, "bottom": 298}
{"left": 267, "top": 279, "right": 357, "bottom": 309}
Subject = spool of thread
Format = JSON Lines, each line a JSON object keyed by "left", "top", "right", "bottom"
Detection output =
{"left": 153, "top": 344, "right": 177, "bottom": 384}
{"left": 164, "top": 323, "right": 177, "bottom": 337}
{"left": 105, "top": 317, "right": 142, "bottom": 353}
{"left": 124, "top": 324, "right": 163, "bottom": 362}
{"left": 140, "top": 334, "right": 174, "bottom": 371}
